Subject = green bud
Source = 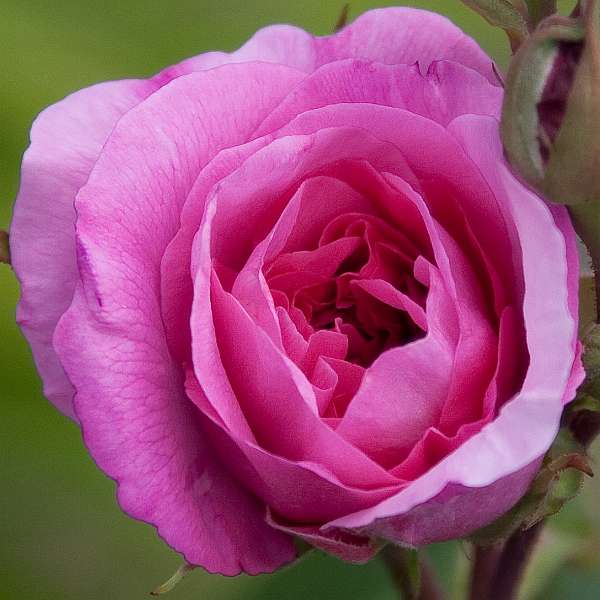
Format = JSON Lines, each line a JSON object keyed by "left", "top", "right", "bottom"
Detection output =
{"left": 501, "top": 13, "right": 584, "bottom": 195}
{"left": 543, "top": 1, "right": 600, "bottom": 206}
{"left": 501, "top": 1, "right": 600, "bottom": 207}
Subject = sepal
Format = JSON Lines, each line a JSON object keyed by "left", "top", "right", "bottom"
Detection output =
{"left": 468, "top": 429, "right": 592, "bottom": 546}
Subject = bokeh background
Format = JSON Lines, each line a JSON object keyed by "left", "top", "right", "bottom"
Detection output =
{"left": 1, "top": 1, "right": 599, "bottom": 598}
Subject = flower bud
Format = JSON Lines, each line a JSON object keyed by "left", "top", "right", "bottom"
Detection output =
{"left": 501, "top": 1, "right": 600, "bottom": 206}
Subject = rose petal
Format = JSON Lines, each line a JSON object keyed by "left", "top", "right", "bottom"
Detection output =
{"left": 255, "top": 59, "right": 501, "bottom": 136}
{"left": 266, "top": 509, "right": 380, "bottom": 564}
{"left": 225, "top": 8, "right": 496, "bottom": 82}
{"left": 52, "top": 62, "right": 309, "bottom": 573}
{"left": 185, "top": 371, "right": 400, "bottom": 523}
{"left": 210, "top": 270, "right": 397, "bottom": 489}
{"left": 55, "top": 287, "right": 295, "bottom": 574}
{"left": 336, "top": 260, "right": 457, "bottom": 467}
{"left": 326, "top": 116, "right": 580, "bottom": 542}
{"left": 10, "top": 79, "right": 159, "bottom": 418}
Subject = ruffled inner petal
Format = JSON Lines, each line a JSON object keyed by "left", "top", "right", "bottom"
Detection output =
{"left": 188, "top": 122, "right": 517, "bottom": 490}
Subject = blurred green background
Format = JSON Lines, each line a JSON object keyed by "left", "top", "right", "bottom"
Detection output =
{"left": 1, "top": 1, "right": 599, "bottom": 598}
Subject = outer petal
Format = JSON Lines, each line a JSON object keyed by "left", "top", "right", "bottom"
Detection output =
{"left": 52, "top": 63, "right": 308, "bottom": 573}
{"left": 327, "top": 116, "right": 581, "bottom": 542}
{"left": 317, "top": 8, "right": 497, "bottom": 82}
{"left": 206, "top": 8, "right": 497, "bottom": 83}
{"left": 10, "top": 79, "right": 160, "bottom": 418}
{"left": 10, "top": 46, "right": 292, "bottom": 420}
{"left": 266, "top": 509, "right": 380, "bottom": 564}
{"left": 55, "top": 287, "right": 294, "bottom": 574}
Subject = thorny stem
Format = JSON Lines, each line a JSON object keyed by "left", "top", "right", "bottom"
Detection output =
{"left": 488, "top": 521, "right": 544, "bottom": 600}
{"left": 468, "top": 543, "right": 504, "bottom": 600}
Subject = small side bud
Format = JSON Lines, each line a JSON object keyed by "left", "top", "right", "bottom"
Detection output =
{"left": 501, "top": 13, "right": 584, "bottom": 194}
{"left": 502, "top": 1, "right": 600, "bottom": 206}
{"left": 543, "top": 1, "right": 600, "bottom": 206}
{"left": 501, "top": 2, "right": 600, "bottom": 283}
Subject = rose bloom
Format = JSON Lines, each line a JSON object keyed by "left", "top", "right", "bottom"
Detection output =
{"left": 11, "top": 8, "right": 583, "bottom": 574}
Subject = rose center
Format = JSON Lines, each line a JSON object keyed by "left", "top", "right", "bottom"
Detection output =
{"left": 265, "top": 212, "right": 426, "bottom": 368}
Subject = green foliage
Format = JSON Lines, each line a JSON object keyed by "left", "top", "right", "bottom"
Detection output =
{"left": 460, "top": 0, "right": 530, "bottom": 48}
{"left": 526, "top": 0, "right": 558, "bottom": 26}
{"left": 581, "top": 324, "right": 600, "bottom": 398}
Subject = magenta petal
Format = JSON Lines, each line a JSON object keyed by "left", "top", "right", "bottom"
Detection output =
{"left": 230, "top": 176, "right": 369, "bottom": 346}
{"left": 210, "top": 272, "right": 397, "bottom": 489}
{"left": 351, "top": 279, "right": 427, "bottom": 331}
{"left": 336, "top": 261, "right": 456, "bottom": 467}
{"left": 10, "top": 79, "right": 159, "bottom": 418}
{"left": 188, "top": 7, "right": 496, "bottom": 82}
{"left": 55, "top": 288, "right": 294, "bottom": 574}
{"left": 336, "top": 334, "right": 453, "bottom": 467}
{"left": 352, "top": 461, "right": 541, "bottom": 546}
{"left": 318, "top": 8, "right": 497, "bottom": 82}
{"left": 161, "top": 137, "right": 272, "bottom": 363}
{"left": 185, "top": 372, "right": 399, "bottom": 523}
{"left": 266, "top": 509, "right": 380, "bottom": 564}
{"left": 327, "top": 116, "right": 580, "bottom": 542}
{"left": 255, "top": 58, "right": 501, "bottom": 135}
{"left": 49, "top": 63, "right": 314, "bottom": 573}
{"left": 270, "top": 176, "right": 372, "bottom": 254}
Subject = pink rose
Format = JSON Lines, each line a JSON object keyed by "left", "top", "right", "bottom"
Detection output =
{"left": 11, "top": 8, "right": 583, "bottom": 574}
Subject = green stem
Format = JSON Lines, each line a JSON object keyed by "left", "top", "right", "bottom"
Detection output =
{"left": 468, "top": 543, "right": 504, "bottom": 600}
{"left": 488, "top": 522, "right": 544, "bottom": 600}
{"left": 568, "top": 203, "right": 600, "bottom": 322}
{"left": 382, "top": 546, "right": 444, "bottom": 600}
